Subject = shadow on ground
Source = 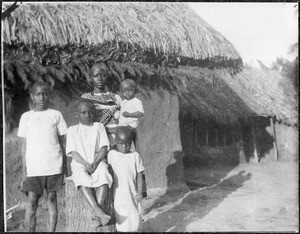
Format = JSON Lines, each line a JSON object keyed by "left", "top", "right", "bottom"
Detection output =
{"left": 143, "top": 170, "right": 251, "bottom": 232}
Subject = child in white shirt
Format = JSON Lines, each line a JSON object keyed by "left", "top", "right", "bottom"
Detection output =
{"left": 66, "top": 99, "right": 113, "bottom": 227}
{"left": 107, "top": 126, "right": 145, "bottom": 232}
{"left": 118, "top": 79, "right": 144, "bottom": 129}
{"left": 18, "top": 81, "right": 67, "bottom": 232}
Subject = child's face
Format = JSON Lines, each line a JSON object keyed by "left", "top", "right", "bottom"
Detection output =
{"left": 75, "top": 103, "right": 95, "bottom": 125}
{"left": 30, "top": 86, "right": 50, "bottom": 111}
{"left": 115, "top": 140, "right": 132, "bottom": 153}
{"left": 121, "top": 82, "right": 136, "bottom": 100}
{"left": 91, "top": 68, "right": 108, "bottom": 90}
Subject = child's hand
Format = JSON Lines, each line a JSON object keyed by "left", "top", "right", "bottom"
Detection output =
{"left": 122, "top": 111, "right": 130, "bottom": 117}
{"left": 87, "top": 162, "right": 98, "bottom": 175}
{"left": 135, "top": 193, "right": 143, "bottom": 203}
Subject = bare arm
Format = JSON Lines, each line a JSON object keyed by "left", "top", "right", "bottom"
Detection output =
{"left": 69, "top": 151, "right": 91, "bottom": 169}
{"left": 20, "top": 137, "right": 26, "bottom": 180}
{"left": 122, "top": 111, "right": 144, "bottom": 118}
{"left": 135, "top": 171, "right": 144, "bottom": 202}
{"left": 58, "top": 135, "right": 68, "bottom": 177}
{"left": 89, "top": 146, "right": 108, "bottom": 173}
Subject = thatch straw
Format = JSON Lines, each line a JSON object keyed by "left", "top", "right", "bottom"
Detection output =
{"left": 3, "top": 56, "right": 254, "bottom": 124}
{"left": 2, "top": 2, "right": 241, "bottom": 61}
{"left": 215, "top": 67, "right": 298, "bottom": 125}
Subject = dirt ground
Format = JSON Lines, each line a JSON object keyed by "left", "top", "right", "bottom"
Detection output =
{"left": 6, "top": 161, "right": 298, "bottom": 232}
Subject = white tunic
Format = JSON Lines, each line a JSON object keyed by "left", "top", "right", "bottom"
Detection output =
{"left": 17, "top": 109, "right": 67, "bottom": 176}
{"left": 66, "top": 123, "right": 112, "bottom": 188}
{"left": 119, "top": 97, "right": 144, "bottom": 128}
{"left": 108, "top": 150, "right": 145, "bottom": 232}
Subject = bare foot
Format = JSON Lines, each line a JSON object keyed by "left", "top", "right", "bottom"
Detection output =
{"left": 94, "top": 209, "right": 111, "bottom": 226}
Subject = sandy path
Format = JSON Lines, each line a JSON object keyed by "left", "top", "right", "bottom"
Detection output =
{"left": 7, "top": 161, "right": 298, "bottom": 232}
{"left": 142, "top": 161, "right": 298, "bottom": 232}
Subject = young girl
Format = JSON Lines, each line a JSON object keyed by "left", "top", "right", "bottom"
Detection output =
{"left": 66, "top": 100, "right": 113, "bottom": 227}
{"left": 107, "top": 126, "right": 145, "bottom": 232}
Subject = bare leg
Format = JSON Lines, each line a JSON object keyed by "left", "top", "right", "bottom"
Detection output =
{"left": 47, "top": 191, "right": 58, "bottom": 232}
{"left": 25, "top": 191, "right": 39, "bottom": 232}
{"left": 79, "top": 186, "right": 111, "bottom": 225}
{"left": 95, "top": 184, "right": 109, "bottom": 206}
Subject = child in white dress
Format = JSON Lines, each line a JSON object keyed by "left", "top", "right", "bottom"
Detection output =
{"left": 118, "top": 79, "right": 144, "bottom": 129}
{"left": 66, "top": 100, "right": 113, "bottom": 227}
{"left": 107, "top": 126, "right": 145, "bottom": 232}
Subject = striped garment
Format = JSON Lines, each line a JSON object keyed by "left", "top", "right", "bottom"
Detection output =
{"left": 81, "top": 92, "right": 119, "bottom": 126}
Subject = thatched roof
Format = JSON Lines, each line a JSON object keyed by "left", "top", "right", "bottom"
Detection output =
{"left": 215, "top": 66, "right": 298, "bottom": 125}
{"left": 3, "top": 2, "right": 254, "bottom": 126}
{"left": 2, "top": 2, "right": 241, "bottom": 64}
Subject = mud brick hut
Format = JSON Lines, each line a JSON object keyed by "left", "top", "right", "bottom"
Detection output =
{"left": 3, "top": 2, "right": 255, "bottom": 193}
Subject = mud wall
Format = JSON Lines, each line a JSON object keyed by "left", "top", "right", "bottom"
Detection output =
{"left": 136, "top": 88, "right": 187, "bottom": 194}
{"left": 274, "top": 123, "right": 298, "bottom": 161}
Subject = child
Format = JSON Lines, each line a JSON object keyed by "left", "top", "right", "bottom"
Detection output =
{"left": 18, "top": 81, "right": 67, "bottom": 232}
{"left": 118, "top": 78, "right": 147, "bottom": 198}
{"left": 118, "top": 79, "right": 144, "bottom": 130}
{"left": 66, "top": 99, "right": 113, "bottom": 227}
{"left": 81, "top": 63, "right": 122, "bottom": 127}
{"left": 107, "top": 126, "right": 145, "bottom": 232}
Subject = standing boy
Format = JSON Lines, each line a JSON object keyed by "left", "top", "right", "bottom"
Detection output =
{"left": 18, "top": 81, "right": 67, "bottom": 232}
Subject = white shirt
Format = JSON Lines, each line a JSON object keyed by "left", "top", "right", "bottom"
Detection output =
{"left": 66, "top": 123, "right": 112, "bottom": 188}
{"left": 119, "top": 98, "right": 144, "bottom": 128}
{"left": 66, "top": 122, "right": 109, "bottom": 165}
{"left": 108, "top": 150, "right": 145, "bottom": 232}
{"left": 17, "top": 109, "right": 67, "bottom": 176}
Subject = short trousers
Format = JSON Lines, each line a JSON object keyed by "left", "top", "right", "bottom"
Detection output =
{"left": 22, "top": 173, "right": 64, "bottom": 197}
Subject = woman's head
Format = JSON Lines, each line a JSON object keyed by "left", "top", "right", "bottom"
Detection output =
{"left": 90, "top": 63, "right": 111, "bottom": 92}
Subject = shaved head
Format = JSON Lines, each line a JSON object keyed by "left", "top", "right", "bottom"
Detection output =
{"left": 75, "top": 99, "right": 95, "bottom": 112}
{"left": 120, "top": 79, "right": 137, "bottom": 90}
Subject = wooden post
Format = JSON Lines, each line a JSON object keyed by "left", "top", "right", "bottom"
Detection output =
{"left": 65, "top": 178, "right": 116, "bottom": 232}
{"left": 237, "top": 120, "right": 246, "bottom": 163}
{"left": 193, "top": 118, "right": 198, "bottom": 145}
{"left": 270, "top": 116, "right": 279, "bottom": 161}
{"left": 251, "top": 117, "right": 259, "bottom": 163}
{"left": 205, "top": 127, "right": 209, "bottom": 146}
{"left": 223, "top": 127, "right": 227, "bottom": 146}
{"left": 215, "top": 127, "right": 219, "bottom": 147}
